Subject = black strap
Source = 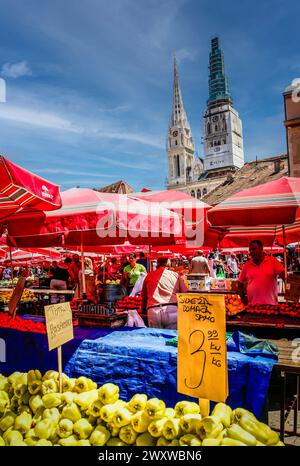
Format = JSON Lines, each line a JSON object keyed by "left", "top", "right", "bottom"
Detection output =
{"left": 147, "top": 302, "right": 177, "bottom": 310}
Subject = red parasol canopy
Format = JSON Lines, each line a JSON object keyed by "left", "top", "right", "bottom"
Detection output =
{"left": 0, "top": 154, "right": 61, "bottom": 222}
{"left": 5, "top": 188, "right": 183, "bottom": 248}
{"left": 208, "top": 177, "right": 300, "bottom": 227}
{"left": 129, "top": 189, "right": 211, "bottom": 246}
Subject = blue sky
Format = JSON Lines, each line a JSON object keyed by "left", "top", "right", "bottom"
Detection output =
{"left": 0, "top": 0, "right": 299, "bottom": 191}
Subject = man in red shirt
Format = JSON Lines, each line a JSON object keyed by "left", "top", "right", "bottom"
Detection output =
{"left": 238, "top": 240, "right": 285, "bottom": 306}
{"left": 141, "top": 257, "right": 188, "bottom": 329}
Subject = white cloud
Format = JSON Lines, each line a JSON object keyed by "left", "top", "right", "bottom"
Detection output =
{"left": 35, "top": 168, "right": 114, "bottom": 178}
{"left": 1, "top": 61, "right": 32, "bottom": 78}
{"left": 0, "top": 104, "right": 79, "bottom": 132}
{"left": 0, "top": 102, "right": 164, "bottom": 149}
{"left": 175, "top": 48, "right": 197, "bottom": 64}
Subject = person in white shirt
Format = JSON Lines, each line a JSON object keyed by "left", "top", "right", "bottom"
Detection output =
{"left": 227, "top": 254, "right": 239, "bottom": 278}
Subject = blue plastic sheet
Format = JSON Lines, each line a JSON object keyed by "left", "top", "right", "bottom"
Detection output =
{"left": 0, "top": 320, "right": 277, "bottom": 418}
{"left": 64, "top": 328, "right": 277, "bottom": 418}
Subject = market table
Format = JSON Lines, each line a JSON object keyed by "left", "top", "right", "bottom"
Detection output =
{"left": 227, "top": 314, "right": 300, "bottom": 339}
{"left": 267, "top": 338, "right": 300, "bottom": 442}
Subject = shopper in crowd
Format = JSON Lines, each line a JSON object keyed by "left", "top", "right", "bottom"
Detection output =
{"left": 137, "top": 251, "right": 149, "bottom": 272}
{"left": 238, "top": 240, "right": 285, "bottom": 306}
{"left": 121, "top": 253, "right": 147, "bottom": 295}
{"left": 2, "top": 265, "right": 12, "bottom": 280}
{"left": 227, "top": 253, "right": 239, "bottom": 279}
{"left": 215, "top": 259, "right": 226, "bottom": 277}
{"left": 207, "top": 252, "right": 217, "bottom": 278}
{"left": 107, "top": 257, "right": 120, "bottom": 279}
{"left": 79, "top": 257, "right": 95, "bottom": 297}
{"left": 189, "top": 250, "right": 210, "bottom": 275}
{"left": 141, "top": 257, "right": 188, "bottom": 329}
{"left": 67, "top": 254, "right": 81, "bottom": 287}
{"left": 49, "top": 259, "right": 70, "bottom": 303}
{"left": 120, "top": 255, "right": 129, "bottom": 272}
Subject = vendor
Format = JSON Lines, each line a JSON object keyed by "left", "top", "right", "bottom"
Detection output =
{"left": 121, "top": 253, "right": 147, "bottom": 295}
{"left": 141, "top": 257, "right": 188, "bottom": 329}
{"left": 238, "top": 240, "right": 285, "bottom": 306}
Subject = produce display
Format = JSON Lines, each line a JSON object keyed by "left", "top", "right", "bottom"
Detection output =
{"left": 0, "top": 279, "right": 19, "bottom": 288}
{"left": 116, "top": 296, "right": 142, "bottom": 312}
{"left": 0, "top": 314, "right": 46, "bottom": 333}
{"left": 0, "top": 370, "right": 284, "bottom": 446}
{"left": 245, "top": 302, "right": 300, "bottom": 318}
{"left": 104, "top": 280, "right": 121, "bottom": 285}
{"left": 0, "top": 290, "right": 37, "bottom": 305}
{"left": 225, "top": 295, "right": 245, "bottom": 317}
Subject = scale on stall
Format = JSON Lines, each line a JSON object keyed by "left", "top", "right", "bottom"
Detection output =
{"left": 75, "top": 284, "right": 128, "bottom": 327}
{"left": 186, "top": 273, "right": 210, "bottom": 291}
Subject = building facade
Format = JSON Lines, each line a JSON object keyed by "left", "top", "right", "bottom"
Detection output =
{"left": 283, "top": 81, "right": 300, "bottom": 177}
{"left": 166, "top": 37, "right": 244, "bottom": 198}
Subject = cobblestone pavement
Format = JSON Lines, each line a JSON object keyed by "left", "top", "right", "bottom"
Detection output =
{"left": 268, "top": 409, "right": 300, "bottom": 446}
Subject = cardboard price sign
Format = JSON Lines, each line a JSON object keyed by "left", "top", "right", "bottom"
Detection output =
{"left": 177, "top": 293, "right": 228, "bottom": 403}
{"left": 8, "top": 277, "right": 26, "bottom": 317}
{"left": 44, "top": 302, "right": 74, "bottom": 351}
{"left": 285, "top": 274, "right": 300, "bottom": 303}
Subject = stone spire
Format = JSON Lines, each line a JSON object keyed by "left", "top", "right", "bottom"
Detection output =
{"left": 170, "top": 57, "right": 189, "bottom": 129}
{"left": 167, "top": 58, "right": 196, "bottom": 188}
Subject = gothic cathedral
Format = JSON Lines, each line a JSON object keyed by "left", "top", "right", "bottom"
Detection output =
{"left": 167, "top": 37, "right": 244, "bottom": 198}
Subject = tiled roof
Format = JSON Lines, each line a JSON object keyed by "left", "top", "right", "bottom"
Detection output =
{"left": 97, "top": 180, "right": 134, "bottom": 194}
{"left": 203, "top": 154, "right": 289, "bottom": 206}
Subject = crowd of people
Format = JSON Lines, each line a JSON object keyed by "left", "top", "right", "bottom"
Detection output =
{"left": 0, "top": 242, "right": 298, "bottom": 329}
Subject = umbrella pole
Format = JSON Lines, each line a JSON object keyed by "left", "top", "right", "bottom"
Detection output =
{"left": 80, "top": 236, "right": 87, "bottom": 300}
{"left": 282, "top": 225, "right": 288, "bottom": 282}
{"left": 103, "top": 255, "right": 106, "bottom": 283}
{"left": 9, "top": 246, "right": 13, "bottom": 286}
{"left": 149, "top": 245, "right": 152, "bottom": 272}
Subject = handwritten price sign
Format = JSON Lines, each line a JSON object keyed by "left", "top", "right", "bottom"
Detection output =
{"left": 177, "top": 293, "right": 228, "bottom": 403}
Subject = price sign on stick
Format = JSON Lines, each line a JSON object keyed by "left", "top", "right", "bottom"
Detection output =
{"left": 177, "top": 293, "right": 228, "bottom": 403}
{"left": 44, "top": 302, "right": 74, "bottom": 392}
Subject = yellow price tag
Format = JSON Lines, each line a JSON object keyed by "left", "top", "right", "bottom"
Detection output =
{"left": 177, "top": 293, "right": 228, "bottom": 403}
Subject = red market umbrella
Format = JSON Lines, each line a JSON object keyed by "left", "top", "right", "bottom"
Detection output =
{"left": 4, "top": 248, "right": 62, "bottom": 261}
{"left": 218, "top": 222, "right": 300, "bottom": 249}
{"left": 129, "top": 189, "right": 211, "bottom": 246}
{"left": 5, "top": 188, "right": 183, "bottom": 248}
{"left": 0, "top": 154, "right": 61, "bottom": 221}
{"left": 208, "top": 177, "right": 300, "bottom": 227}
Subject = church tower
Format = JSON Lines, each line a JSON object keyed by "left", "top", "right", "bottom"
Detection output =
{"left": 167, "top": 58, "right": 196, "bottom": 188}
{"left": 203, "top": 37, "right": 244, "bottom": 171}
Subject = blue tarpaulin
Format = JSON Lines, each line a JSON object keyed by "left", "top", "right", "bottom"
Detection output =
{"left": 64, "top": 328, "right": 278, "bottom": 418}
{"left": 0, "top": 322, "right": 277, "bottom": 419}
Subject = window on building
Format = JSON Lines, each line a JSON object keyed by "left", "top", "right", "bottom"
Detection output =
{"left": 176, "top": 155, "right": 180, "bottom": 177}
{"left": 210, "top": 142, "right": 213, "bottom": 148}
{"left": 215, "top": 125, "right": 218, "bottom": 132}
{"left": 197, "top": 189, "right": 201, "bottom": 199}
{"left": 191, "top": 190, "right": 195, "bottom": 197}
{"left": 223, "top": 138, "right": 226, "bottom": 144}
{"left": 218, "top": 140, "right": 221, "bottom": 146}
{"left": 202, "top": 188, "right": 207, "bottom": 196}
{"left": 175, "top": 140, "right": 177, "bottom": 146}
{"left": 207, "top": 122, "right": 211, "bottom": 134}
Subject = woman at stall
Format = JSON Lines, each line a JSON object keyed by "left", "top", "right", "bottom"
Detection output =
{"left": 121, "top": 253, "right": 147, "bottom": 295}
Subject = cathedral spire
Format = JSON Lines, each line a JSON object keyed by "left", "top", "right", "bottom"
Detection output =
{"left": 171, "top": 57, "right": 188, "bottom": 128}
{"left": 208, "top": 37, "right": 232, "bottom": 109}
{"left": 167, "top": 58, "right": 197, "bottom": 188}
